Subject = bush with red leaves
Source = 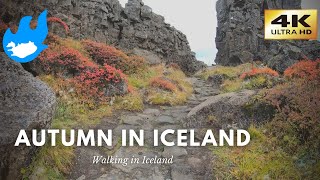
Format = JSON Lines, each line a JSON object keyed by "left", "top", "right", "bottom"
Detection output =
{"left": 73, "top": 65, "right": 128, "bottom": 102}
{"left": 240, "top": 67, "right": 279, "bottom": 79}
{"left": 284, "top": 59, "right": 320, "bottom": 80}
{"left": 37, "top": 47, "right": 98, "bottom": 76}
{"left": 82, "top": 40, "right": 146, "bottom": 74}
{"left": 150, "top": 77, "right": 177, "bottom": 92}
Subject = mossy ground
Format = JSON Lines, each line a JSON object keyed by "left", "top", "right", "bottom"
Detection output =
{"left": 212, "top": 126, "right": 302, "bottom": 179}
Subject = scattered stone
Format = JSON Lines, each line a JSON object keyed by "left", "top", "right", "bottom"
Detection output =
{"left": 171, "top": 165, "right": 194, "bottom": 180}
{"left": 122, "top": 115, "right": 143, "bottom": 126}
{"left": 143, "top": 108, "right": 161, "bottom": 116}
{"left": 207, "top": 74, "right": 224, "bottom": 88}
{"left": 154, "top": 115, "right": 175, "bottom": 125}
{"left": 194, "top": 88, "right": 202, "bottom": 94}
{"left": 184, "top": 90, "right": 257, "bottom": 129}
{"left": 162, "top": 147, "right": 188, "bottom": 158}
{"left": 76, "top": 175, "right": 86, "bottom": 180}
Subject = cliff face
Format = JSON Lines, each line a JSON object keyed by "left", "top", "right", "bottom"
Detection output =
{"left": 215, "top": 0, "right": 320, "bottom": 72}
{"left": 0, "top": 0, "right": 205, "bottom": 74}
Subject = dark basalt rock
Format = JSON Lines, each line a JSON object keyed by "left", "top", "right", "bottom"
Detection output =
{"left": 0, "top": 0, "right": 206, "bottom": 74}
{"left": 0, "top": 54, "right": 56, "bottom": 180}
{"left": 183, "top": 89, "right": 274, "bottom": 131}
{"left": 215, "top": 0, "right": 320, "bottom": 72}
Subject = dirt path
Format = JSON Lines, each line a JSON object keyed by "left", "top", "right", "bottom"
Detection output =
{"left": 69, "top": 77, "right": 220, "bottom": 180}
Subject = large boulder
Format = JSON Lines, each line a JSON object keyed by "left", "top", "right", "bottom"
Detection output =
{"left": 183, "top": 90, "right": 274, "bottom": 130}
{"left": 215, "top": 0, "right": 320, "bottom": 72}
{"left": 0, "top": 54, "right": 56, "bottom": 180}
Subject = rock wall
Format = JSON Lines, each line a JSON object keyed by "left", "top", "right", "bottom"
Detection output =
{"left": 0, "top": 53, "right": 56, "bottom": 180}
{"left": 0, "top": 0, "right": 206, "bottom": 74}
{"left": 215, "top": 0, "right": 320, "bottom": 72}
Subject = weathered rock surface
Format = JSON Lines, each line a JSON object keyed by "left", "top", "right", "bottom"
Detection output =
{"left": 0, "top": 54, "right": 56, "bottom": 179}
{"left": 0, "top": 0, "right": 206, "bottom": 74}
{"left": 215, "top": 0, "right": 320, "bottom": 72}
{"left": 184, "top": 90, "right": 257, "bottom": 129}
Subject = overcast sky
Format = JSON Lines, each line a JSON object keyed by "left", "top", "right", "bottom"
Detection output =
{"left": 118, "top": 0, "right": 217, "bottom": 65}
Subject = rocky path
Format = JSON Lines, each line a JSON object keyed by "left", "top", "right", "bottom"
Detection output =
{"left": 69, "top": 77, "right": 220, "bottom": 180}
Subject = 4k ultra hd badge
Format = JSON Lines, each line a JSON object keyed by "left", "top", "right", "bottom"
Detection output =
{"left": 265, "top": 10, "right": 318, "bottom": 40}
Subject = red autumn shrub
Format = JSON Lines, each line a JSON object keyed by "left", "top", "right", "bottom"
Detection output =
{"left": 37, "top": 47, "right": 98, "bottom": 76}
{"left": 47, "top": 17, "right": 69, "bottom": 34}
{"left": 284, "top": 59, "right": 320, "bottom": 80}
{"left": 263, "top": 80, "right": 320, "bottom": 153}
{"left": 73, "top": 65, "right": 127, "bottom": 102}
{"left": 240, "top": 67, "right": 279, "bottom": 79}
{"left": 82, "top": 40, "right": 127, "bottom": 65}
{"left": 82, "top": 40, "right": 146, "bottom": 74}
{"left": 150, "top": 77, "right": 177, "bottom": 92}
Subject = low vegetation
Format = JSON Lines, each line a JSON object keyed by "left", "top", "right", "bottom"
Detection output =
{"left": 209, "top": 60, "right": 320, "bottom": 179}
{"left": 199, "top": 64, "right": 281, "bottom": 93}
{"left": 198, "top": 63, "right": 251, "bottom": 80}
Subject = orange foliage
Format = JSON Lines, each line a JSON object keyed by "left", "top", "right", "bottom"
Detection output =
{"left": 82, "top": 40, "right": 146, "bottom": 74}
{"left": 240, "top": 67, "right": 279, "bottom": 79}
{"left": 284, "top": 59, "right": 320, "bottom": 80}
{"left": 150, "top": 77, "right": 177, "bottom": 92}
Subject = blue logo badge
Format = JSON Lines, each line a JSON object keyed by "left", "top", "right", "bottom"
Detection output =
{"left": 2, "top": 10, "right": 48, "bottom": 63}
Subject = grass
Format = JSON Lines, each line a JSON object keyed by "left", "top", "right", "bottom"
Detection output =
{"left": 221, "top": 79, "right": 243, "bottom": 93}
{"left": 114, "top": 92, "right": 144, "bottom": 112}
{"left": 127, "top": 65, "right": 162, "bottom": 89}
{"left": 25, "top": 75, "right": 113, "bottom": 179}
{"left": 212, "top": 125, "right": 302, "bottom": 179}
{"left": 146, "top": 66, "right": 193, "bottom": 106}
{"left": 127, "top": 64, "right": 192, "bottom": 106}
{"left": 198, "top": 64, "right": 251, "bottom": 80}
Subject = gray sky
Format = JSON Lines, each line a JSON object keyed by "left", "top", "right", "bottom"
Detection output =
{"left": 118, "top": 0, "right": 217, "bottom": 65}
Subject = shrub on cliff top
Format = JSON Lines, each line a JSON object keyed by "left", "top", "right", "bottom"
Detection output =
{"left": 82, "top": 40, "right": 146, "bottom": 74}
{"left": 284, "top": 59, "right": 320, "bottom": 80}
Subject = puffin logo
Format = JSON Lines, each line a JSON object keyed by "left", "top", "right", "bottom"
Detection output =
{"left": 2, "top": 10, "right": 48, "bottom": 63}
